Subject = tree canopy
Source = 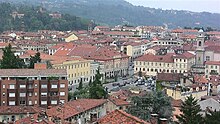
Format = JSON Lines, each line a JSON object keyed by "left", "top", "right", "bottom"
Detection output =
{"left": 0, "top": 44, "right": 25, "bottom": 69}
{"left": 127, "top": 91, "right": 172, "bottom": 121}
{"left": 29, "top": 52, "right": 41, "bottom": 68}
{"left": 0, "top": 3, "right": 90, "bottom": 32}
{"left": 177, "top": 95, "right": 203, "bottom": 124}
{"left": 72, "top": 68, "right": 107, "bottom": 99}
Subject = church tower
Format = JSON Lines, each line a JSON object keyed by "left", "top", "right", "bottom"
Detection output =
{"left": 195, "top": 29, "right": 205, "bottom": 66}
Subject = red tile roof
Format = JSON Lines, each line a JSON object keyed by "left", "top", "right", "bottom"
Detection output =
{"left": 97, "top": 109, "right": 150, "bottom": 124}
{"left": 0, "top": 106, "right": 43, "bottom": 115}
{"left": 205, "top": 61, "right": 220, "bottom": 66}
{"left": 108, "top": 96, "right": 131, "bottom": 106}
{"left": 46, "top": 99, "right": 107, "bottom": 119}
{"left": 173, "top": 52, "right": 195, "bottom": 59}
{"left": 0, "top": 69, "right": 67, "bottom": 77}
{"left": 205, "top": 45, "right": 220, "bottom": 53}
{"left": 15, "top": 113, "right": 55, "bottom": 124}
{"left": 84, "top": 47, "right": 129, "bottom": 61}
{"left": 194, "top": 75, "right": 208, "bottom": 84}
{"left": 135, "top": 53, "right": 174, "bottom": 63}
{"left": 157, "top": 73, "right": 180, "bottom": 82}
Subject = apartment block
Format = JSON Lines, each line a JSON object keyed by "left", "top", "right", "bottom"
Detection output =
{"left": 0, "top": 69, "right": 68, "bottom": 107}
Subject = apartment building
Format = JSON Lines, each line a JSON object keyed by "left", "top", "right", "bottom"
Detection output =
{"left": 0, "top": 69, "right": 68, "bottom": 107}
{"left": 134, "top": 52, "right": 195, "bottom": 76}
{"left": 205, "top": 61, "right": 220, "bottom": 78}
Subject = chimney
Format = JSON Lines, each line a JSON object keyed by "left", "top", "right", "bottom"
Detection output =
{"left": 150, "top": 114, "right": 158, "bottom": 124}
{"left": 34, "top": 63, "right": 47, "bottom": 69}
{"left": 159, "top": 118, "right": 168, "bottom": 124}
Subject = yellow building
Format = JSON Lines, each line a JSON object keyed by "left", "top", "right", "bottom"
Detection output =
{"left": 64, "top": 33, "right": 79, "bottom": 42}
{"left": 52, "top": 58, "right": 93, "bottom": 85}
{"left": 166, "top": 86, "right": 207, "bottom": 101}
{"left": 134, "top": 52, "right": 195, "bottom": 76}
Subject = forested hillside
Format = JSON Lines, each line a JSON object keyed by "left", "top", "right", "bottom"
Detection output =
{"left": 0, "top": 2, "right": 90, "bottom": 32}
{"left": 3, "top": 0, "right": 220, "bottom": 29}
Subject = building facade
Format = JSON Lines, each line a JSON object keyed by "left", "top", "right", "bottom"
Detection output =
{"left": 0, "top": 69, "right": 68, "bottom": 107}
{"left": 134, "top": 52, "right": 195, "bottom": 76}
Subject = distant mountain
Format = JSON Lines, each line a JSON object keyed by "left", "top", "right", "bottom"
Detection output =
{"left": 1, "top": 0, "right": 220, "bottom": 29}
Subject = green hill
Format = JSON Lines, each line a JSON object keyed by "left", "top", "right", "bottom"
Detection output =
{"left": 0, "top": 2, "right": 90, "bottom": 32}
{"left": 1, "top": 0, "right": 220, "bottom": 29}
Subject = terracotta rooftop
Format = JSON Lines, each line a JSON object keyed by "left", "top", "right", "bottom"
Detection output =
{"left": 194, "top": 75, "right": 208, "bottom": 84}
{"left": 173, "top": 52, "right": 195, "bottom": 59}
{"left": 157, "top": 73, "right": 181, "bottom": 82}
{"left": 46, "top": 99, "right": 107, "bottom": 120}
{"left": 97, "top": 109, "right": 150, "bottom": 124}
{"left": 108, "top": 96, "right": 131, "bottom": 106}
{"left": 205, "top": 45, "right": 220, "bottom": 53}
{"left": 0, "top": 106, "right": 43, "bottom": 115}
{"left": 84, "top": 47, "right": 129, "bottom": 61}
{"left": 205, "top": 61, "right": 220, "bottom": 66}
{"left": 135, "top": 53, "right": 174, "bottom": 63}
{"left": 171, "top": 99, "right": 183, "bottom": 107}
{"left": 0, "top": 69, "right": 67, "bottom": 77}
{"left": 15, "top": 113, "right": 55, "bottom": 124}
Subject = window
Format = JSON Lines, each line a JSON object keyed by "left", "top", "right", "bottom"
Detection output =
{"left": 9, "top": 93, "right": 15, "bottom": 97}
{"left": 206, "top": 56, "right": 210, "bottom": 61}
{"left": 34, "top": 84, "right": 37, "bottom": 88}
{"left": 198, "top": 41, "right": 202, "bottom": 46}
{"left": 19, "top": 100, "right": 25, "bottom": 105}
{"left": 51, "top": 84, "right": 57, "bottom": 89}
{"left": 2, "top": 85, "right": 5, "bottom": 88}
{"left": 3, "top": 92, "right": 5, "bottom": 96}
{"left": 29, "top": 92, "right": 32, "bottom": 97}
{"left": 19, "top": 93, "right": 26, "bottom": 97}
{"left": 41, "top": 92, "right": 47, "bottom": 97}
{"left": 41, "top": 101, "right": 47, "bottom": 105}
{"left": 11, "top": 115, "right": 16, "bottom": 122}
{"left": 60, "top": 100, "right": 65, "bottom": 104}
{"left": 9, "top": 101, "right": 15, "bottom": 105}
{"left": 35, "top": 92, "right": 37, "bottom": 96}
{"left": 51, "top": 100, "right": 57, "bottom": 105}
{"left": 9, "top": 84, "right": 15, "bottom": 89}
{"left": 20, "top": 85, "right": 26, "bottom": 88}
{"left": 41, "top": 84, "right": 47, "bottom": 88}
{"left": 35, "top": 101, "right": 37, "bottom": 104}
{"left": 60, "top": 92, "right": 65, "bottom": 96}
{"left": 60, "top": 84, "right": 65, "bottom": 88}
{"left": 29, "top": 101, "right": 32, "bottom": 105}
{"left": 2, "top": 101, "right": 5, "bottom": 104}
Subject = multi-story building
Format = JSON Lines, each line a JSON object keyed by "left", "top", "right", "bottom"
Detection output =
{"left": 0, "top": 68, "right": 68, "bottom": 107}
{"left": 134, "top": 52, "right": 195, "bottom": 76}
{"left": 52, "top": 58, "right": 96, "bottom": 85}
{"left": 205, "top": 61, "right": 220, "bottom": 78}
{"left": 84, "top": 48, "right": 130, "bottom": 79}
{"left": 121, "top": 40, "right": 152, "bottom": 61}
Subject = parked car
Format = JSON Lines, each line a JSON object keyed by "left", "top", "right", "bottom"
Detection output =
{"left": 112, "top": 83, "right": 119, "bottom": 86}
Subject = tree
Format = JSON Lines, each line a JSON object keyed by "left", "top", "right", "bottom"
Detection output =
{"left": 77, "top": 78, "right": 83, "bottom": 90}
{"left": 177, "top": 95, "right": 203, "bottom": 124}
{"left": 204, "top": 111, "right": 220, "bottom": 124}
{"left": 29, "top": 52, "right": 41, "bottom": 68}
{"left": 127, "top": 91, "right": 172, "bottom": 121}
{"left": 89, "top": 68, "right": 107, "bottom": 99}
{"left": 0, "top": 44, "right": 25, "bottom": 69}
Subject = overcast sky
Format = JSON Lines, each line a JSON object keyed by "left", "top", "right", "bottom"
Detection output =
{"left": 126, "top": 0, "right": 220, "bottom": 13}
